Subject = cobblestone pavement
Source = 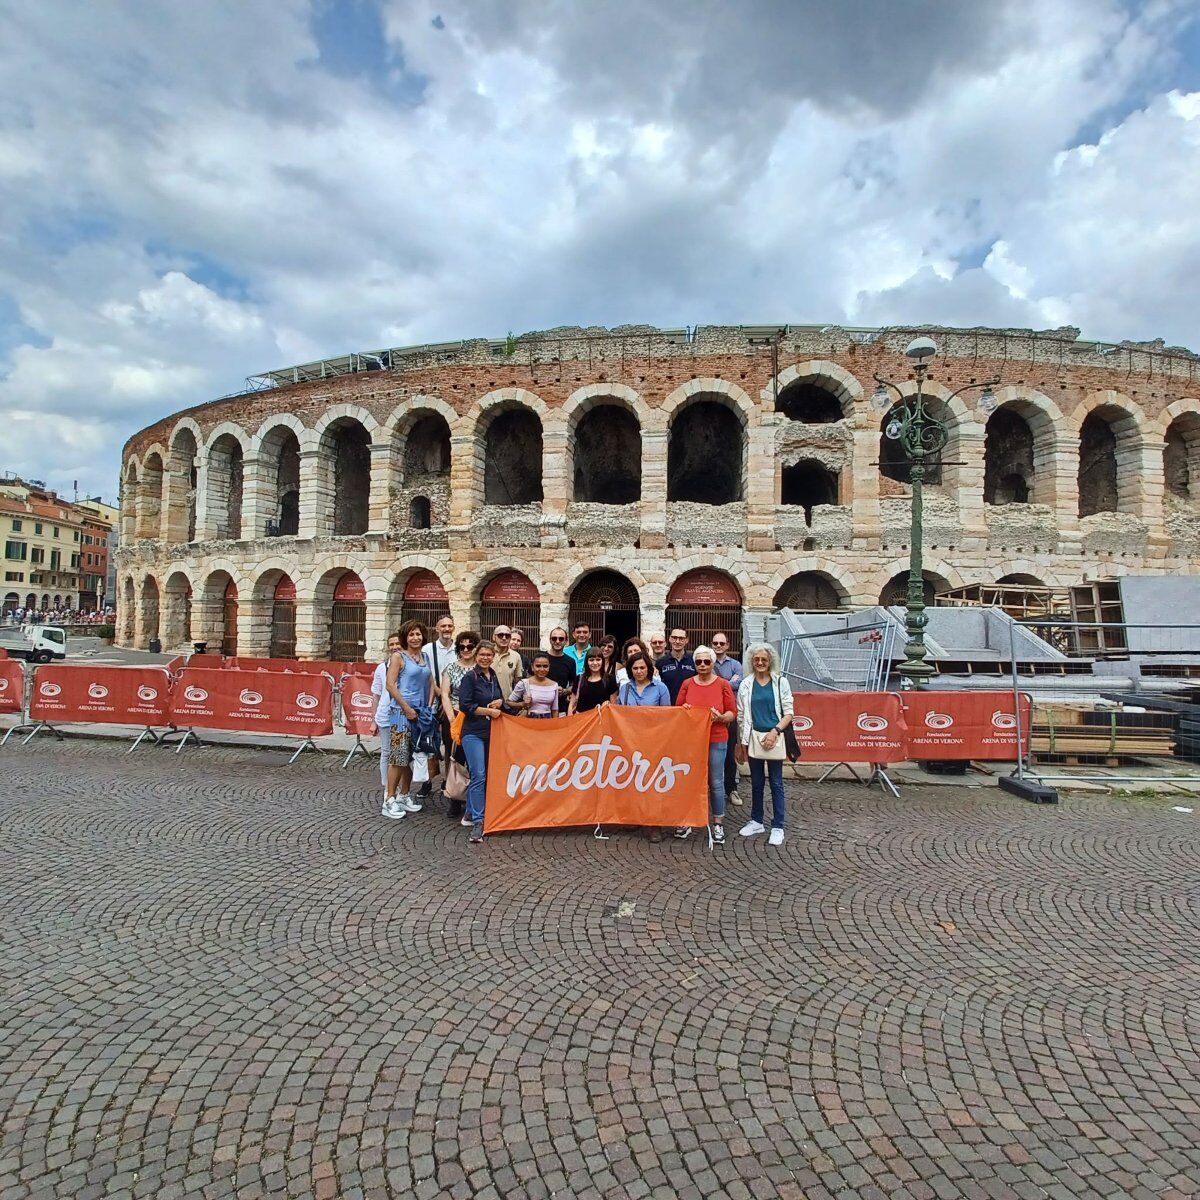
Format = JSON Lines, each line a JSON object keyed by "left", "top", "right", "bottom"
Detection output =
{"left": 2, "top": 742, "right": 1198, "bottom": 1200}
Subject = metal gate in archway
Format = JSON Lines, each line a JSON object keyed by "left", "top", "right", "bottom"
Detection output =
{"left": 665, "top": 569, "right": 743, "bottom": 657}
{"left": 330, "top": 573, "right": 367, "bottom": 662}
{"left": 399, "top": 569, "right": 450, "bottom": 635}
{"left": 568, "top": 569, "right": 640, "bottom": 646}
{"left": 270, "top": 575, "right": 297, "bottom": 659}
{"left": 478, "top": 570, "right": 540, "bottom": 643}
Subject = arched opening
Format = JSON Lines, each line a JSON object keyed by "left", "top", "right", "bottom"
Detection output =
{"left": 572, "top": 405, "right": 642, "bottom": 503}
{"left": 668, "top": 400, "right": 743, "bottom": 503}
{"left": 163, "top": 572, "right": 192, "bottom": 648}
{"left": 206, "top": 434, "right": 244, "bottom": 540}
{"left": 41, "top": 594, "right": 50, "bottom": 609}
{"left": 998, "top": 573, "right": 1044, "bottom": 585}
{"left": 410, "top": 496, "right": 431, "bottom": 529}
{"left": 141, "top": 575, "right": 160, "bottom": 646}
{"left": 3, "top": 592, "right": 19, "bottom": 615}
{"left": 166, "top": 428, "right": 198, "bottom": 543}
{"left": 120, "top": 578, "right": 135, "bottom": 643}
{"left": 323, "top": 418, "right": 371, "bottom": 535}
{"left": 666, "top": 569, "right": 743, "bottom": 657}
{"left": 568, "top": 569, "right": 640, "bottom": 644}
{"left": 773, "top": 572, "right": 847, "bottom": 611}
{"left": 330, "top": 572, "right": 367, "bottom": 661}
{"left": 398, "top": 569, "right": 449, "bottom": 631}
{"left": 138, "top": 453, "right": 164, "bottom": 539}
{"left": 984, "top": 407, "right": 1034, "bottom": 505}
{"left": 53, "top": 596, "right": 62, "bottom": 609}
{"left": 25, "top": 593, "right": 36, "bottom": 610}
{"left": 880, "top": 571, "right": 944, "bottom": 607}
{"left": 775, "top": 381, "right": 844, "bottom": 424}
{"left": 270, "top": 575, "right": 297, "bottom": 659}
{"left": 262, "top": 426, "right": 301, "bottom": 538}
{"left": 780, "top": 459, "right": 839, "bottom": 525}
{"left": 121, "top": 464, "right": 139, "bottom": 540}
{"left": 1163, "top": 413, "right": 1200, "bottom": 503}
{"left": 404, "top": 414, "right": 451, "bottom": 477}
{"left": 484, "top": 408, "right": 543, "bottom": 504}
{"left": 479, "top": 571, "right": 540, "bottom": 639}
{"left": 222, "top": 579, "right": 239, "bottom": 656}
{"left": 1078, "top": 411, "right": 1120, "bottom": 516}
{"left": 879, "top": 403, "right": 943, "bottom": 486}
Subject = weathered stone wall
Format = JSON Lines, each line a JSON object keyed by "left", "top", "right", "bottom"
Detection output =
{"left": 115, "top": 322, "right": 1200, "bottom": 652}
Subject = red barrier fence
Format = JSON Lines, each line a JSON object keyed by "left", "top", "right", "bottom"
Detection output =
{"left": 340, "top": 674, "right": 378, "bottom": 736}
{"left": 183, "top": 655, "right": 228, "bottom": 670}
{"left": 225, "top": 656, "right": 351, "bottom": 675}
{"left": 29, "top": 665, "right": 173, "bottom": 727}
{"left": 0, "top": 647, "right": 8, "bottom": 659}
{"left": 789, "top": 691, "right": 908, "bottom": 763}
{"left": 170, "top": 667, "right": 334, "bottom": 736}
{"left": 900, "top": 690, "right": 1031, "bottom": 761}
{"left": 0, "top": 659, "right": 23, "bottom": 714}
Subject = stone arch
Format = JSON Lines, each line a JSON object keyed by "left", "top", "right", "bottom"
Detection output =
{"left": 874, "top": 556, "right": 959, "bottom": 607}
{"left": 165, "top": 424, "right": 199, "bottom": 543}
{"left": 1071, "top": 393, "right": 1144, "bottom": 517}
{"left": 568, "top": 394, "right": 642, "bottom": 504}
{"left": 137, "top": 448, "right": 166, "bottom": 539}
{"left": 665, "top": 388, "right": 748, "bottom": 505}
{"left": 983, "top": 389, "right": 1063, "bottom": 508}
{"left": 312, "top": 403, "right": 382, "bottom": 443}
{"left": 770, "top": 361, "right": 862, "bottom": 423}
{"left": 481, "top": 401, "right": 544, "bottom": 505}
{"left": 385, "top": 559, "right": 454, "bottom": 635}
{"left": 665, "top": 566, "right": 745, "bottom": 656}
{"left": 203, "top": 423, "right": 249, "bottom": 540}
{"left": 780, "top": 458, "right": 840, "bottom": 522}
{"left": 258, "top": 421, "right": 303, "bottom": 538}
{"left": 757, "top": 561, "right": 858, "bottom": 610}
{"left": 877, "top": 382, "right": 976, "bottom": 489}
{"left": 162, "top": 569, "right": 194, "bottom": 649}
{"left": 772, "top": 570, "right": 850, "bottom": 611}
{"left": 249, "top": 411, "right": 312, "bottom": 455}
{"left": 197, "top": 566, "right": 242, "bottom": 655}
{"left": 387, "top": 401, "right": 453, "bottom": 532}
{"left": 1162, "top": 409, "right": 1200, "bottom": 504}
{"left": 997, "top": 572, "right": 1045, "bottom": 586}
{"left": 250, "top": 566, "right": 298, "bottom": 658}
{"left": 319, "top": 415, "right": 372, "bottom": 535}
{"left": 567, "top": 567, "right": 642, "bottom": 644}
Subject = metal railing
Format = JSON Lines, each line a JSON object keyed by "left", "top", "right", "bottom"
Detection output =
{"left": 781, "top": 621, "right": 896, "bottom": 693}
{"left": 1009, "top": 619, "right": 1200, "bottom": 785}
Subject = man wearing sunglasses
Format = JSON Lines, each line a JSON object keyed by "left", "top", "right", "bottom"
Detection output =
{"left": 544, "top": 627, "right": 578, "bottom": 715}
{"left": 711, "top": 633, "right": 744, "bottom": 806}
{"left": 490, "top": 625, "right": 525, "bottom": 697}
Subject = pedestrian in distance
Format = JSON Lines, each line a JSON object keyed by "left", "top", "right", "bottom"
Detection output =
{"left": 458, "top": 639, "right": 505, "bottom": 844}
{"left": 569, "top": 647, "right": 617, "bottom": 714}
{"left": 675, "top": 645, "right": 736, "bottom": 845}
{"left": 735, "top": 643, "right": 795, "bottom": 846}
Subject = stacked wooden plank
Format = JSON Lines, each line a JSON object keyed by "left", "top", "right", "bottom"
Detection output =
{"left": 1031, "top": 703, "right": 1175, "bottom": 763}
{"left": 1101, "top": 690, "right": 1200, "bottom": 762}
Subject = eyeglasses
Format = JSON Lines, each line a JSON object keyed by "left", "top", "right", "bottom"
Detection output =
{"left": 550, "top": 635, "right": 566, "bottom": 642}
{"left": 712, "top": 641, "right": 727, "bottom": 647}
{"left": 494, "top": 632, "right": 511, "bottom": 638}
{"left": 457, "top": 641, "right": 477, "bottom": 650}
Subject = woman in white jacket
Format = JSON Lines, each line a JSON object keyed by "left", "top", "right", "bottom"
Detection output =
{"left": 734, "top": 642, "right": 794, "bottom": 846}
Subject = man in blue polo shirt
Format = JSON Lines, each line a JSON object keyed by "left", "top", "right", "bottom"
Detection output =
{"left": 656, "top": 626, "right": 696, "bottom": 703}
{"left": 565, "top": 621, "right": 592, "bottom": 674}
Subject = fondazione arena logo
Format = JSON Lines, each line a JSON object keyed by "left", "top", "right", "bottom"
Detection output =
{"left": 183, "top": 685, "right": 209, "bottom": 703}
{"left": 991, "top": 711, "right": 1018, "bottom": 729}
{"left": 350, "top": 693, "right": 374, "bottom": 710}
{"left": 296, "top": 692, "right": 320, "bottom": 710}
{"left": 38, "top": 681, "right": 62, "bottom": 698}
{"left": 856, "top": 713, "right": 889, "bottom": 733}
{"left": 924, "top": 711, "right": 954, "bottom": 730}
{"left": 88, "top": 683, "right": 109, "bottom": 700}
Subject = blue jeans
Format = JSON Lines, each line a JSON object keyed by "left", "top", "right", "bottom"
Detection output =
{"left": 749, "top": 757, "right": 786, "bottom": 829}
{"left": 462, "top": 733, "right": 489, "bottom": 824}
{"left": 708, "top": 742, "right": 727, "bottom": 820}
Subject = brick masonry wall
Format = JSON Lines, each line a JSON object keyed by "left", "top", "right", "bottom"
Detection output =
{"left": 115, "top": 324, "right": 1200, "bottom": 652}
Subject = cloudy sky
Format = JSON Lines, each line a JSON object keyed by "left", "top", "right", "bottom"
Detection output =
{"left": 2, "top": 0, "right": 1199, "bottom": 499}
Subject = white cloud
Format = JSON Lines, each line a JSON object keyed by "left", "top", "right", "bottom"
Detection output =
{"left": 0, "top": 0, "right": 1197, "bottom": 500}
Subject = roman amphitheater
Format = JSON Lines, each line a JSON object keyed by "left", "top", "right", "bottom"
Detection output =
{"left": 115, "top": 323, "right": 1200, "bottom": 661}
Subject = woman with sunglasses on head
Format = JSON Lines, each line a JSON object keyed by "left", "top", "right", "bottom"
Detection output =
{"left": 457, "top": 639, "right": 504, "bottom": 844}
{"left": 440, "top": 630, "right": 479, "bottom": 822}
{"left": 734, "top": 642, "right": 794, "bottom": 847}
{"left": 509, "top": 652, "right": 559, "bottom": 719}
{"left": 598, "top": 635, "right": 618, "bottom": 681}
{"left": 568, "top": 647, "right": 618, "bottom": 715}
{"left": 674, "top": 645, "right": 736, "bottom": 845}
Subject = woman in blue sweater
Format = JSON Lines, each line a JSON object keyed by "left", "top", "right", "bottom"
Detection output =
{"left": 456, "top": 639, "right": 504, "bottom": 844}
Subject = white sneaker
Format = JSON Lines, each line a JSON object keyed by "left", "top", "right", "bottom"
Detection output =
{"left": 768, "top": 828, "right": 785, "bottom": 846}
{"left": 381, "top": 794, "right": 394, "bottom": 816}
{"left": 382, "top": 799, "right": 407, "bottom": 820}
{"left": 739, "top": 820, "right": 765, "bottom": 837}
{"left": 400, "top": 795, "right": 423, "bottom": 813}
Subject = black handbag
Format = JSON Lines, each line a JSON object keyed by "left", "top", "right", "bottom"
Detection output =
{"left": 776, "top": 678, "right": 801, "bottom": 760}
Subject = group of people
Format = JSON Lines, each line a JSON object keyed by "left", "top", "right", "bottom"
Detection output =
{"left": 3, "top": 606, "right": 114, "bottom": 627}
{"left": 370, "top": 616, "right": 797, "bottom": 847}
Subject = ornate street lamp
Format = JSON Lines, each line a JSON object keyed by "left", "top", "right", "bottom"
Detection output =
{"left": 873, "top": 338, "right": 999, "bottom": 687}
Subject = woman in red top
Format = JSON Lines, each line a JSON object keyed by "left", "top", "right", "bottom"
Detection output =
{"left": 675, "top": 644, "right": 736, "bottom": 844}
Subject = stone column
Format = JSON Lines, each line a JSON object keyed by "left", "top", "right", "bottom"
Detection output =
{"left": 237, "top": 597, "right": 265, "bottom": 658}
{"left": 298, "top": 448, "right": 331, "bottom": 540}
{"left": 745, "top": 410, "right": 776, "bottom": 551}
{"left": 294, "top": 593, "right": 328, "bottom": 660}
{"left": 541, "top": 415, "right": 569, "bottom": 548}
{"left": 640, "top": 420, "right": 668, "bottom": 549}
{"left": 1138, "top": 438, "right": 1169, "bottom": 557}
{"left": 192, "top": 460, "right": 212, "bottom": 542}
{"left": 540, "top": 601, "right": 568, "bottom": 649}
{"left": 1050, "top": 438, "right": 1081, "bottom": 552}
{"left": 368, "top": 442, "right": 394, "bottom": 534}
{"left": 849, "top": 427, "right": 882, "bottom": 548}
{"left": 364, "top": 588, "right": 391, "bottom": 660}
{"left": 239, "top": 453, "right": 274, "bottom": 539}
{"left": 447, "top": 432, "right": 478, "bottom": 546}
{"left": 955, "top": 423, "right": 987, "bottom": 548}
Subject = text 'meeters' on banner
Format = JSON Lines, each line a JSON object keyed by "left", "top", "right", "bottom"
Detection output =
{"left": 170, "top": 667, "right": 334, "bottom": 736}
{"left": 484, "top": 707, "right": 711, "bottom": 834}
{"left": 29, "top": 665, "right": 172, "bottom": 726}
{"left": 340, "top": 674, "right": 378, "bottom": 736}
{"left": 0, "top": 658, "right": 23, "bottom": 714}
{"left": 901, "top": 690, "right": 1031, "bottom": 760}
{"left": 789, "top": 691, "right": 908, "bottom": 763}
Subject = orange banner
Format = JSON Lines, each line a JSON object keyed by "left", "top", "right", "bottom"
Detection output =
{"left": 0, "top": 658, "right": 23, "bottom": 714}
{"left": 29, "top": 665, "right": 172, "bottom": 726}
{"left": 340, "top": 673, "right": 379, "bottom": 735}
{"left": 789, "top": 691, "right": 908, "bottom": 763}
{"left": 170, "top": 667, "right": 334, "bottom": 736}
{"left": 901, "top": 690, "right": 1031, "bottom": 760}
{"left": 483, "top": 707, "right": 711, "bottom": 834}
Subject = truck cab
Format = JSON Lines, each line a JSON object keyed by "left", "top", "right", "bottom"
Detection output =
{"left": 0, "top": 625, "right": 67, "bottom": 663}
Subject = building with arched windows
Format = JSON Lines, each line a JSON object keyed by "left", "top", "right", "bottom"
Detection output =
{"left": 114, "top": 323, "right": 1200, "bottom": 659}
